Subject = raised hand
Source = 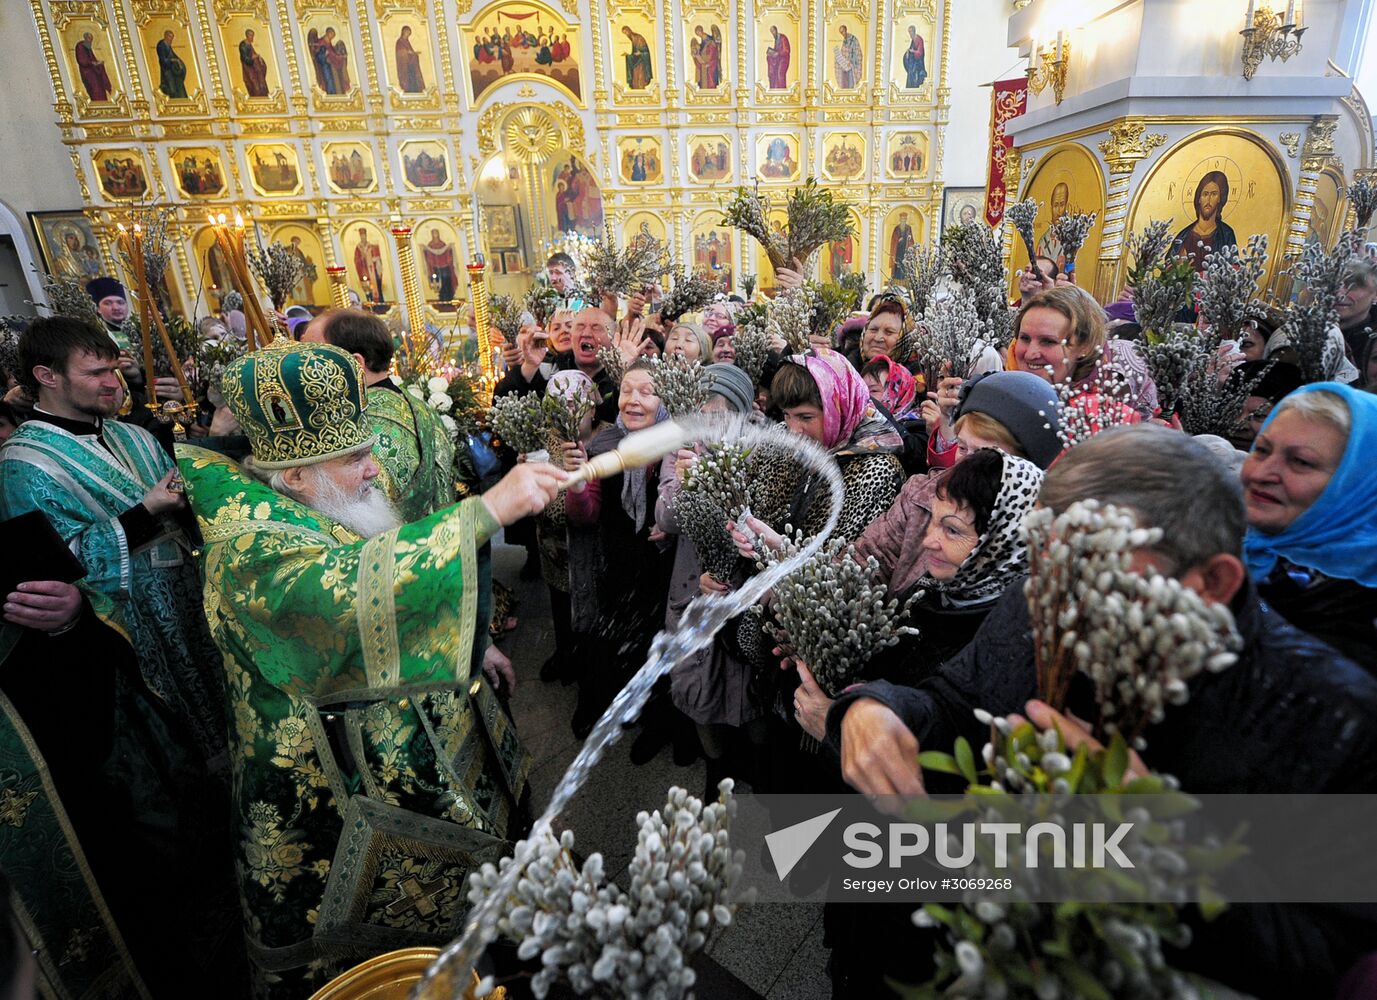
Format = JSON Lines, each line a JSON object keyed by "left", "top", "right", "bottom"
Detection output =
{"left": 774, "top": 257, "right": 806, "bottom": 290}
{"left": 613, "top": 317, "right": 649, "bottom": 366}
{"left": 481, "top": 462, "right": 568, "bottom": 524}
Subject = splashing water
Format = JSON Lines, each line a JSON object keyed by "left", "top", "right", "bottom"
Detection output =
{"left": 411, "top": 411, "right": 846, "bottom": 999}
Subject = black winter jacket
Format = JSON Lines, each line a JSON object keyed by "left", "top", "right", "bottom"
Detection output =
{"left": 826, "top": 580, "right": 1377, "bottom": 998}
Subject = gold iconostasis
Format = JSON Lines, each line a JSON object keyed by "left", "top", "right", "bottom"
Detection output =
{"left": 26, "top": 0, "right": 956, "bottom": 318}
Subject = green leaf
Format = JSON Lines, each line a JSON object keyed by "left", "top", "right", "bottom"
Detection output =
{"left": 1183, "top": 841, "right": 1251, "bottom": 873}
{"left": 1198, "top": 885, "right": 1230, "bottom": 921}
{"left": 1066, "top": 744, "right": 1089, "bottom": 792}
{"left": 953, "top": 737, "right": 979, "bottom": 785}
{"left": 920, "top": 902, "right": 956, "bottom": 928}
{"left": 901, "top": 797, "right": 971, "bottom": 824}
{"left": 916, "top": 750, "right": 962, "bottom": 776}
{"left": 1102, "top": 733, "right": 1130, "bottom": 789}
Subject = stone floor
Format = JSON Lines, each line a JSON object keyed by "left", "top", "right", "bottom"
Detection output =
{"left": 491, "top": 537, "right": 830, "bottom": 1000}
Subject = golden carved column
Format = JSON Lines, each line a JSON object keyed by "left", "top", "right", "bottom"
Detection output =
{"left": 192, "top": 0, "right": 230, "bottom": 118}
{"left": 1288, "top": 117, "right": 1339, "bottom": 258}
{"left": 108, "top": 0, "right": 147, "bottom": 113}
{"left": 390, "top": 222, "right": 431, "bottom": 375}
{"left": 274, "top": 0, "right": 308, "bottom": 117}
{"left": 1000, "top": 146, "right": 1023, "bottom": 273}
{"left": 1096, "top": 120, "right": 1167, "bottom": 272}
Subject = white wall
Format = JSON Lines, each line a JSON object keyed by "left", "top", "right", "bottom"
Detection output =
{"left": 0, "top": 5, "right": 84, "bottom": 304}
{"left": 942, "top": 0, "right": 1024, "bottom": 186}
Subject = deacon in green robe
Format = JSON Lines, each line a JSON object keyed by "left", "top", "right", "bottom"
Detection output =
{"left": 182, "top": 337, "right": 566, "bottom": 997}
{"left": 0, "top": 317, "right": 227, "bottom": 767}
{"left": 0, "top": 317, "right": 241, "bottom": 996}
{"left": 301, "top": 309, "right": 456, "bottom": 521}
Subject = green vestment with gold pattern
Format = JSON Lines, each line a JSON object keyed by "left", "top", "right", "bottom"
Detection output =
{"left": 177, "top": 445, "right": 529, "bottom": 999}
{"left": 368, "top": 381, "right": 455, "bottom": 523}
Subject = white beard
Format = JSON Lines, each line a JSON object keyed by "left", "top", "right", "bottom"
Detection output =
{"left": 302, "top": 472, "right": 401, "bottom": 538}
{"left": 245, "top": 454, "right": 402, "bottom": 538}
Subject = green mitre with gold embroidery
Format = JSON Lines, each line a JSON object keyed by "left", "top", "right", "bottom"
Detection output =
{"left": 221, "top": 338, "right": 376, "bottom": 469}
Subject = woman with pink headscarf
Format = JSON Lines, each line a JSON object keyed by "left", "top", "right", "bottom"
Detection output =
{"left": 732, "top": 348, "right": 905, "bottom": 552}
{"left": 861, "top": 353, "right": 928, "bottom": 475}
{"left": 726, "top": 349, "right": 905, "bottom": 793}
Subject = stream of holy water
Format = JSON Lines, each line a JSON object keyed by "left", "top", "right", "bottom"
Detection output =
{"left": 410, "top": 411, "right": 847, "bottom": 999}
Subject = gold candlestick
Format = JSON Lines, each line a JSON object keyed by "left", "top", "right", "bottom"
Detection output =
{"left": 326, "top": 265, "right": 352, "bottom": 309}
{"left": 390, "top": 222, "right": 431, "bottom": 376}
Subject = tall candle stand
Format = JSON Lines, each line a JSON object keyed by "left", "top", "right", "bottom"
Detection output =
{"left": 390, "top": 222, "right": 432, "bottom": 377}
{"left": 465, "top": 255, "right": 497, "bottom": 400}
{"left": 326, "top": 266, "right": 352, "bottom": 309}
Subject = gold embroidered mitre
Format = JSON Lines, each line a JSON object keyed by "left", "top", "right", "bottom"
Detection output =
{"left": 221, "top": 338, "right": 376, "bottom": 468}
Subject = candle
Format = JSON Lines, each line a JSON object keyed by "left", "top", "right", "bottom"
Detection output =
{"left": 1246, "top": 0, "right": 1256, "bottom": 24}
{"left": 1056, "top": 30, "right": 1064, "bottom": 61}
{"left": 1285, "top": 0, "right": 1295, "bottom": 23}
{"left": 1294, "top": 0, "right": 1302, "bottom": 26}
{"left": 119, "top": 224, "right": 158, "bottom": 384}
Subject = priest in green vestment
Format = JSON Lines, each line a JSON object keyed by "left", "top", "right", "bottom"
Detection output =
{"left": 301, "top": 309, "right": 456, "bottom": 521}
{"left": 179, "top": 337, "right": 566, "bottom": 997}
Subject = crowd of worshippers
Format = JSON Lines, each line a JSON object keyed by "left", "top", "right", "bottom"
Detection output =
{"left": 0, "top": 250, "right": 1374, "bottom": 1000}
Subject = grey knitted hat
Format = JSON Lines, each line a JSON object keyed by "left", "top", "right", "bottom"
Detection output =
{"left": 700, "top": 362, "right": 754, "bottom": 414}
{"left": 954, "top": 370, "right": 1063, "bottom": 469}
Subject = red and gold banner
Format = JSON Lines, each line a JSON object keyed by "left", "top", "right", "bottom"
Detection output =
{"left": 984, "top": 77, "right": 1028, "bottom": 227}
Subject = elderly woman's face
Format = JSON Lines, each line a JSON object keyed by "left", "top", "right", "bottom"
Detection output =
{"left": 618, "top": 369, "right": 661, "bottom": 431}
{"left": 711, "top": 336, "right": 735, "bottom": 363}
{"left": 1239, "top": 407, "right": 1347, "bottom": 534}
{"left": 664, "top": 325, "right": 702, "bottom": 361}
{"left": 702, "top": 304, "right": 731, "bottom": 335}
{"left": 920, "top": 494, "right": 979, "bottom": 581}
{"left": 860, "top": 311, "right": 903, "bottom": 361}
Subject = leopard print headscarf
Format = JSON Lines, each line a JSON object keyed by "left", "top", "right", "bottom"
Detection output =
{"left": 928, "top": 452, "right": 1044, "bottom": 606}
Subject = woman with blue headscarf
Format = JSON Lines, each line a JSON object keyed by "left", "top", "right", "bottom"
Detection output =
{"left": 1241, "top": 382, "right": 1377, "bottom": 674}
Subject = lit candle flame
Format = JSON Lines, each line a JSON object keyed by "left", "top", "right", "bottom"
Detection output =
{"left": 234, "top": 213, "right": 244, "bottom": 228}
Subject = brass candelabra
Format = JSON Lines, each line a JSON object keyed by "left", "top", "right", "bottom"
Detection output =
{"left": 465, "top": 255, "right": 497, "bottom": 399}
{"left": 1027, "top": 38, "right": 1070, "bottom": 106}
{"left": 390, "top": 222, "right": 432, "bottom": 377}
{"left": 1239, "top": 3, "right": 1306, "bottom": 81}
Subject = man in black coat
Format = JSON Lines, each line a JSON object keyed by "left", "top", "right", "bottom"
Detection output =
{"left": 826, "top": 425, "right": 1377, "bottom": 998}
{"left": 494, "top": 306, "right": 621, "bottom": 424}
